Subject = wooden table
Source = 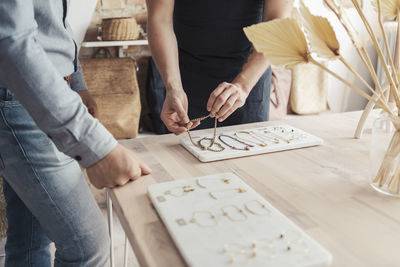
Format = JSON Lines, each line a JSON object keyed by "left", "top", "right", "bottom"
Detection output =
{"left": 111, "top": 111, "right": 400, "bottom": 267}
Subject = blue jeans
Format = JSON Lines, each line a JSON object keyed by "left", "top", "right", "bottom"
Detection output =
{"left": 0, "top": 88, "right": 109, "bottom": 266}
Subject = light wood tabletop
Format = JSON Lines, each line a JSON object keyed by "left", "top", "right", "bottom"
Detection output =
{"left": 110, "top": 111, "right": 400, "bottom": 267}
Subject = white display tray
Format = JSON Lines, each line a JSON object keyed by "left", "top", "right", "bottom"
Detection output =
{"left": 148, "top": 173, "right": 332, "bottom": 267}
{"left": 180, "top": 124, "right": 323, "bottom": 162}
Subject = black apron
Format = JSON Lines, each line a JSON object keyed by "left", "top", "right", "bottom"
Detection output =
{"left": 148, "top": 0, "right": 271, "bottom": 133}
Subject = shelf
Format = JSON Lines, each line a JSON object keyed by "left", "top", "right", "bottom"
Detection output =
{"left": 81, "top": 39, "right": 148, "bottom": 48}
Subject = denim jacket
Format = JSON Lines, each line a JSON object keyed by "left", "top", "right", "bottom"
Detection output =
{"left": 0, "top": 0, "right": 117, "bottom": 167}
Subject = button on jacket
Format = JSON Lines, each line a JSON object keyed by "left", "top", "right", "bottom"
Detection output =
{"left": 0, "top": 0, "right": 117, "bottom": 167}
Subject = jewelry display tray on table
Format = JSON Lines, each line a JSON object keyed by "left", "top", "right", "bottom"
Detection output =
{"left": 180, "top": 124, "right": 324, "bottom": 162}
{"left": 148, "top": 173, "right": 332, "bottom": 267}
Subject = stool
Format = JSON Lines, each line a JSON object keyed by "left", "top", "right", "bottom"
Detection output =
{"left": 0, "top": 177, "right": 7, "bottom": 258}
{"left": 107, "top": 189, "right": 129, "bottom": 267}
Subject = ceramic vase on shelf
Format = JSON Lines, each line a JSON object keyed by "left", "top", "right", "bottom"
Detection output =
{"left": 370, "top": 111, "right": 400, "bottom": 197}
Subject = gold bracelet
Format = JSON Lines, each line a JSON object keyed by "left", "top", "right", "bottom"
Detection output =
{"left": 235, "top": 131, "right": 269, "bottom": 147}
{"left": 190, "top": 211, "right": 218, "bottom": 227}
{"left": 164, "top": 185, "right": 195, "bottom": 197}
{"left": 198, "top": 137, "right": 225, "bottom": 152}
{"left": 244, "top": 200, "right": 271, "bottom": 216}
{"left": 251, "top": 130, "right": 280, "bottom": 144}
{"left": 196, "top": 177, "right": 231, "bottom": 188}
{"left": 209, "top": 187, "right": 247, "bottom": 200}
{"left": 187, "top": 114, "right": 225, "bottom": 152}
{"left": 218, "top": 134, "right": 253, "bottom": 151}
{"left": 221, "top": 205, "right": 247, "bottom": 222}
{"left": 263, "top": 130, "right": 293, "bottom": 144}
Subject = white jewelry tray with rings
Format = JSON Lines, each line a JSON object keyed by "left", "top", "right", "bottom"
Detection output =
{"left": 148, "top": 173, "right": 332, "bottom": 267}
{"left": 180, "top": 124, "right": 323, "bottom": 162}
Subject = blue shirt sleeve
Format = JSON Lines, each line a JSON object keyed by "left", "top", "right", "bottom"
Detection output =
{"left": 70, "top": 61, "right": 89, "bottom": 92}
{"left": 0, "top": 0, "right": 117, "bottom": 168}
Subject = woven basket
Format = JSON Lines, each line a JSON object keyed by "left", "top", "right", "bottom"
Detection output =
{"left": 101, "top": 17, "right": 140, "bottom": 41}
{"left": 80, "top": 58, "right": 141, "bottom": 139}
{"left": 290, "top": 63, "right": 328, "bottom": 115}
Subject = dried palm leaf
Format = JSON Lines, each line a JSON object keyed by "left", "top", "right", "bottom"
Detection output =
{"left": 299, "top": 1, "right": 340, "bottom": 59}
{"left": 323, "top": 0, "right": 363, "bottom": 49}
{"left": 244, "top": 18, "right": 310, "bottom": 69}
{"left": 324, "top": 0, "right": 363, "bottom": 9}
{"left": 372, "top": 0, "right": 400, "bottom": 19}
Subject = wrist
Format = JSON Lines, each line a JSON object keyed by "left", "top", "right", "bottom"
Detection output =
{"left": 233, "top": 74, "right": 252, "bottom": 95}
{"left": 165, "top": 80, "right": 184, "bottom": 94}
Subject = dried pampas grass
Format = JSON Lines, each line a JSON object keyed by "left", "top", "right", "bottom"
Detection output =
{"left": 243, "top": 18, "right": 310, "bottom": 69}
{"left": 244, "top": 0, "right": 400, "bottom": 196}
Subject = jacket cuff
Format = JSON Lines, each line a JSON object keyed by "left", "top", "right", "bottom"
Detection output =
{"left": 63, "top": 122, "right": 118, "bottom": 168}
{"left": 69, "top": 64, "right": 88, "bottom": 92}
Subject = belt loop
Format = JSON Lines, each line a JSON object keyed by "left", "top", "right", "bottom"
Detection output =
{"left": 64, "top": 75, "right": 72, "bottom": 85}
{"left": 6, "top": 89, "right": 11, "bottom": 101}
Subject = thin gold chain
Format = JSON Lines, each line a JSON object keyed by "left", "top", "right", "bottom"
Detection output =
{"left": 263, "top": 130, "right": 292, "bottom": 143}
{"left": 234, "top": 131, "right": 269, "bottom": 147}
{"left": 218, "top": 134, "right": 253, "bottom": 151}
{"left": 187, "top": 114, "right": 224, "bottom": 152}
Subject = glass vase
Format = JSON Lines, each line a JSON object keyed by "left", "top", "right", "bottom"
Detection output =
{"left": 370, "top": 112, "right": 400, "bottom": 197}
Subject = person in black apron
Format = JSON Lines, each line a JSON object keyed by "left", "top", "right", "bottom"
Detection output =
{"left": 147, "top": 0, "right": 293, "bottom": 134}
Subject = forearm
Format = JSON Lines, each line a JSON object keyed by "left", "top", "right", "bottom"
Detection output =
{"left": 233, "top": 50, "right": 271, "bottom": 94}
{"left": 147, "top": 1, "right": 182, "bottom": 92}
{"left": 234, "top": 0, "right": 294, "bottom": 94}
{"left": 0, "top": 30, "right": 117, "bottom": 168}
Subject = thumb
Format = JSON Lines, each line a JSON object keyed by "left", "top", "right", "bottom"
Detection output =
{"left": 175, "top": 102, "right": 190, "bottom": 125}
{"left": 139, "top": 160, "right": 152, "bottom": 175}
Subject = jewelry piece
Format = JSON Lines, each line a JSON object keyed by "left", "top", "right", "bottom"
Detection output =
{"left": 277, "top": 231, "right": 309, "bottom": 254}
{"left": 164, "top": 185, "right": 195, "bottom": 197}
{"left": 156, "top": 196, "right": 166, "bottom": 202}
{"left": 244, "top": 200, "right": 271, "bottom": 216}
{"left": 279, "top": 230, "right": 304, "bottom": 245}
{"left": 235, "top": 131, "right": 269, "bottom": 147}
{"left": 218, "top": 134, "right": 253, "bottom": 151}
{"left": 273, "top": 126, "right": 287, "bottom": 133}
{"left": 190, "top": 211, "right": 218, "bottom": 227}
{"left": 267, "top": 126, "right": 306, "bottom": 142}
{"left": 197, "top": 177, "right": 231, "bottom": 188}
{"left": 221, "top": 205, "right": 247, "bottom": 222}
{"left": 187, "top": 114, "right": 225, "bottom": 152}
{"left": 251, "top": 130, "right": 280, "bottom": 144}
{"left": 223, "top": 240, "right": 277, "bottom": 263}
{"left": 209, "top": 187, "right": 247, "bottom": 199}
{"left": 198, "top": 137, "right": 225, "bottom": 152}
{"left": 264, "top": 130, "right": 293, "bottom": 143}
{"left": 176, "top": 218, "right": 187, "bottom": 226}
